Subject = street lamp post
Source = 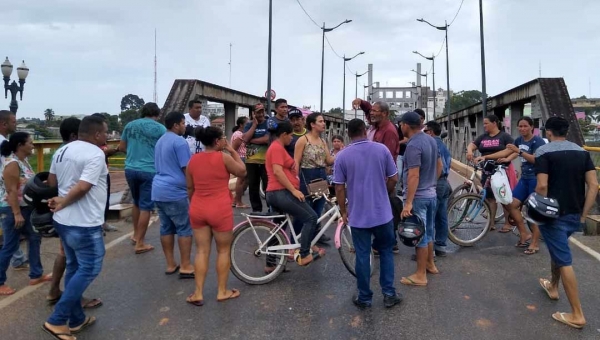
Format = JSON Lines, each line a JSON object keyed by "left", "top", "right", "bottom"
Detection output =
{"left": 320, "top": 20, "right": 352, "bottom": 114}
{"left": 266, "top": 0, "right": 273, "bottom": 115}
{"left": 363, "top": 82, "right": 376, "bottom": 101}
{"left": 342, "top": 52, "right": 364, "bottom": 130}
{"left": 1, "top": 57, "right": 29, "bottom": 114}
{"left": 413, "top": 51, "right": 435, "bottom": 119}
{"left": 479, "top": 0, "right": 487, "bottom": 117}
{"left": 417, "top": 18, "right": 451, "bottom": 141}
{"left": 411, "top": 69, "right": 428, "bottom": 120}
{"left": 354, "top": 70, "right": 368, "bottom": 118}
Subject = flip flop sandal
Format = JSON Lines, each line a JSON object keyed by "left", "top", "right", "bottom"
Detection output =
{"left": 29, "top": 274, "right": 53, "bottom": 286}
{"left": 217, "top": 289, "right": 241, "bottom": 302}
{"left": 47, "top": 294, "right": 62, "bottom": 305}
{"left": 400, "top": 277, "right": 427, "bottom": 287}
{"left": 0, "top": 286, "right": 16, "bottom": 296}
{"left": 179, "top": 272, "right": 195, "bottom": 279}
{"left": 552, "top": 312, "right": 584, "bottom": 329}
{"left": 515, "top": 239, "right": 531, "bottom": 248}
{"left": 186, "top": 294, "right": 204, "bottom": 307}
{"left": 135, "top": 246, "right": 155, "bottom": 255}
{"left": 524, "top": 248, "right": 538, "bottom": 255}
{"left": 82, "top": 298, "right": 103, "bottom": 309}
{"left": 70, "top": 316, "right": 96, "bottom": 334}
{"left": 294, "top": 250, "right": 311, "bottom": 267}
{"left": 165, "top": 265, "right": 180, "bottom": 275}
{"left": 42, "top": 324, "right": 76, "bottom": 340}
{"left": 498, "top": 228, "right": 513, "bottom": 233}
{"left": 539, "top": 278, "right": 559, "bottom": 300}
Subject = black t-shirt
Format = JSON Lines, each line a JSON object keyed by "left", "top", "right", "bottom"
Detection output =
{"left": 474, "top": 131, "right": 514, "bottom": 165}
{"left": 397, "top": 125, "right": 407, "bottom": 156}
{"left": 535, "top": 141, "right": 595, "bottom": 216}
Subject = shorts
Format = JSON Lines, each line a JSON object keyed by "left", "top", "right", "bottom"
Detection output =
{"left": 512, "top": 178, "right": 537, "bottom": 203}
{"left": 412, "top": 197, "right": 436, "bottom": 248}
{"left": 480, "top": 173, "right": 494, "bottom": 200}
{"left": 125, "top": 169, "right": 155, "bottom": 211}
{"left": 539, "top": 214, "right": 580, "bottom": 267}
{"left": 189, "top": 199, "right": 233, "bottom": 233}
{"left": 155, "top": 199, "right": 192, "bottom": 237}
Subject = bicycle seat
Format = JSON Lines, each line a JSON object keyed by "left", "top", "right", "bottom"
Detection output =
{"left": 247, "top": 211, "right": 281, "bottom": 217}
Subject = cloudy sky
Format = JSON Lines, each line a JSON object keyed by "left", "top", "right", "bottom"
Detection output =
{"left": 4, "top": 0, "right": 599, "bottom": 118}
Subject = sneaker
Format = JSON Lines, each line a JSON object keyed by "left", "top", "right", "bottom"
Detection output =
{"left": 352, "top": 296, "right": 371, "bottom": 309}
{"left": 12, "top": 262, "right": 29, "bottom": 271}
{"left": 392, "top": 245, "right": 400, "bottom": 254}
{"left": 103, "top": 224, "right": 119, "bottom": 232}
{"left": 383, "top": 293, "right": 403, "bottom": 308}
{"left": 434, "top": 249, "right": 447, "bottom": 257}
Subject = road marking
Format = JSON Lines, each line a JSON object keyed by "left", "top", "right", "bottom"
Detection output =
{"left": 0, "top": 216, "right": 158, "bottom": 311}
{"left": 569, "top": 237, "right": 600, "bottom": 262}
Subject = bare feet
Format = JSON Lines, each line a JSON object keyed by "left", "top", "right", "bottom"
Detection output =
{"left": 135, "top": 244, "right": 154, "bottom": 254}
{"left": 0, "top": 285, "right": 16, "bottom": 295}
{"left": 426, "top": 265, "right": 440, "bottom": 274}
{"left": 29, "top": 273, "right": 53, "bottom": 286}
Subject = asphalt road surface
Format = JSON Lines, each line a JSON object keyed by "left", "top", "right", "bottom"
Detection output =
{"left": 1, "top": 172, "right": 599, "bottom": 340}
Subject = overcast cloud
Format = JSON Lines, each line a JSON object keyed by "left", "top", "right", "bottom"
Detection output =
{"left": 4, "top": 0, "right": 599, "bottom": 118}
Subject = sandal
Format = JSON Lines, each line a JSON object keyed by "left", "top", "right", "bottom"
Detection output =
{"left": 29, "top": 273, "right": 53, "bottom": 286}
{"left": 82, "top": 298, "right": 103, "bottom": 309}
{"left": 42, "top": 323, "right": 76, "bottom": 340}
{"left": 217, "top": 288, "right": 241, "bottom": 302}
{"left": 400, "top": 276, "right": 427, "bottom": 286}
{"left": 539, "top": 278, "right": 559, "bottom": 300}
{"left": 186, "top": 294, "right": 204, "bottom": 307}
{"left": 552, "top": 312, "right": 585, "bottom": 329}
{"left": 524, "top": 248, "right": 538, "bottom": 255}
{"left": 70, "top": 316, "right": 96, "bottom": 334}
{"left": 0, "top": 285, "right": 16, "bottom": 296}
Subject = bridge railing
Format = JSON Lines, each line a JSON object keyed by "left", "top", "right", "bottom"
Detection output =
{"left": 583, "top": 146, "right": 600, "bottom": 189}
{"left": 32, "top": 140, "right": 124, "bottom": 173}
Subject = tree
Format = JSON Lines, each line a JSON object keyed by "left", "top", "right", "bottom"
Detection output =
{"left": 120, "top": 94, "right": 145, "bottom": 112}
{"left": 578, "top": 95, "right": 588, "bottom": 99}
{"left": 94, "top": 112, "right": 121, "bottom": 132}
{"left": 44, "top": 108, "right": 55, "bottom": 122}
{"left": 444, "top": 90, "right": 485, "bottom": 114}
{"left": 328, "top": 107, "right": 343, "bottom": 116}
{"left": 578, "top": 118, "right": 595, "bottom": 134}
{"left": 119, "top": 109, "right": 139, "bottom": 127}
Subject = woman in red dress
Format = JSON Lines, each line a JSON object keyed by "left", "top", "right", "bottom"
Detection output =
{"left": 185, "top": 126, "right": 246, "bottom": 306}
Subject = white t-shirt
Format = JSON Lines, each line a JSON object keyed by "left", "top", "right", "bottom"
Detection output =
{"left": 50, "top": 141, "right": 108, "bottom": 227}
{"left": 184, "top": 113, "right": 210, "bottom": 154}
{"left": 0, "top": 134, "right": 6, "bottom": 166}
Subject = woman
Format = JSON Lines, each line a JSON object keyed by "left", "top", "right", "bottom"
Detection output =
{"left": 330, "top": 135, "right": 344, "bottom": 157}
{"left": 504, "top": 117, "right": 545, "bottom": 254}
{"left": 466, "top": 115, "right": 532, "bottom": 247}
{"left": 231, "top": 117, "right": 249, "bottom": 208}
{"left": 0, "top": 132, "right": 51, "bottom": 295}
{"left": 186, "top": 126, "right": 246, "bottom": 306}
{"left": 266, "top": 121, "right": 324, "bottom": 266}
{"left": 294, "top": 113, "right": 335, "bottom": 217}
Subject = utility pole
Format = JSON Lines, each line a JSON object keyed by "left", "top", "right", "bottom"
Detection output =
{"left": 229, "top": 43, "right": 232, "bottom": 88}
{"left": 153, "top": 29, "right": 157, "bottom": 103}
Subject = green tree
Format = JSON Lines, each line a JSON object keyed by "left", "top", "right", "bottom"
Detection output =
{"left": 119, "top": 109, "right": 139, "bottom": 127}
{"left": 94, "top": 112, "right": 121, "bottom": 132}
{"left": 26, "top": 124, "right": 37, "bottom": 129}
{"left": 328, "top": 107, "right": 343, "bottom": 116}
{"left": 444, "top": 90, "right": 485, "bottom": 114}
{"left": 44, "top": 108, "right": 55, "bottom": 122}
{"left": 120, "top": 94, "right": 145, "bottom": 112}
{"left": 36, "top": 126, "right": 54, "bottom": 139}
{"left": 578, "top": 118, "right": 595, "bottom": 134}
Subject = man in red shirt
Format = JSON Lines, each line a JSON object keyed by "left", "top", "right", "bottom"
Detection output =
{"left": 352, "top": 99, "right": 399, "bottom": 162}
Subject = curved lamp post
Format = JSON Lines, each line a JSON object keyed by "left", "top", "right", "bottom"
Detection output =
{"left": 2, "top": 57, "right": 29, "bottom": 114}
{"left": 320, "top": 19, "right": 352, "bottom": 113}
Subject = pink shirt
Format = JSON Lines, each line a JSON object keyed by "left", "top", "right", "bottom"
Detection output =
{"left": 231, "top": 131, "right": 247, "bottom": 159}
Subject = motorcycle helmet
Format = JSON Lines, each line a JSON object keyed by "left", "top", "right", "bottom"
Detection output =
{"left": 397, "top": 213, "right": 425, "bottom": 247}
{"left": 30, "top": 210, "right": 57, "bottom": 238}
{"left": 389, "top": 195, "right": 404, "bottom": 230}
{"left": 23, "top": 172, "right": 58, "bottom": 213}
{"left": 523, "top": 192, "right": 560, "bottom": 225}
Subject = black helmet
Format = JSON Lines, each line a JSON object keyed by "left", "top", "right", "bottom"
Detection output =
{"left": 524, "top": 193, "right": 560, "bottom": 225}
{"left": 30, "top": 210, "right": 58, "bottom": 238}
{"left": 389, "top": 195, "right": 404, "bottom": 229}
{"left": 23, "top": 172, "right": 58, "bottom": 213}
{"left": 397, "top": 214, "right": 425, "bottom": 247}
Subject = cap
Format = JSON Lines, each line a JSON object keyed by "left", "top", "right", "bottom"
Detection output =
{"left": 254, "top": 103, "right": 265, "bottom": 112}
{"left": 288, "top": 108, "right": 303, "bottom": 118}
{"left": 400, "top": 111, "right": 421, "bottom": 126}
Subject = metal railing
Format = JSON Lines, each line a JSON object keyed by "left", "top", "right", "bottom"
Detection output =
{"left": 32, "top": 140, "right": 123, "bottom": 173}
{"left": 583, "top": 146, "right": 600, "bottom": 189}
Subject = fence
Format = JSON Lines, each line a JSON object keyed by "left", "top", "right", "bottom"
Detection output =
{"left": 32, "top": 140, "right": 124, "bottom": 173}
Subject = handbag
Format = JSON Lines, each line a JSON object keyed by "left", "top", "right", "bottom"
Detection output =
{"left": 301, "top": 172, "right": 329, "bottom": 197}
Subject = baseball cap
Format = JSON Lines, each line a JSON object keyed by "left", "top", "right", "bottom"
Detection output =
{"left": 254, "top": 103, "right": 265, "bottom": 112}
{"left": 400, "top": 111, "right": 421, "bottom": 126}
{"left": 288, "top": 108, "right": 303, "bottom": 118}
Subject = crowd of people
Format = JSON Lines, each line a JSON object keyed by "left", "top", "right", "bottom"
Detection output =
{"left": 0, "top": 92, "right": 595, "bottom": 338}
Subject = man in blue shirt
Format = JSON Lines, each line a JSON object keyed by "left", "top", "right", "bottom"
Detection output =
{"left": 119, "top": 102, "right": 166, "bottom": 255}
{"left": 152, "top": 112, "right": 194, "bottom": 278}
{"left": 243, "top": 103, "right": 269, "bottom": 213}
{"left": 425, "top": 121, "right": 452, "bottom": 257}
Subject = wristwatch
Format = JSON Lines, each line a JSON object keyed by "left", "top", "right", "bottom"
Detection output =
{"left": 518, "top": 150, "right": 523, "bottom": 156}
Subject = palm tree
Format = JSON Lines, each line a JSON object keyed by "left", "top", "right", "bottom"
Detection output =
{"left": 44, "top": 108, "right": 55, "bottom": 122}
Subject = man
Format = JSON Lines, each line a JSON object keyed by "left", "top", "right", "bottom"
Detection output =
{"left": 400, "top": 111, "right": 442, "bottom": 287}
{"left": 351, "top": 98, "right": 376, "bottom": 140}
{"left": 267, "top": 99, "right": 290, "bottom": 141}
{"left": 369, "top": 102, "right": 400, "bottom": 163}
{"left": 183, "top": 99, "right": 211, "bottom": 154}
{"left": 242, "top": 103, "right": 269, "bottom": 213}
{"left": 152, "top": 112, "right": 195, "bottom": 279}
{"left": 286, "top": 108, "right": 306, "bottom": 158}
{"left": 43, "top": 116, "right": 109, "bottom": 339}
{"left": 534, "top": 117, "right": 596, "bottom": 329}
{"left": 414, "top": 108, "right": 426, "bottom": 128}
{"left": 425, "top": 121, "right": 452, "bottom": 257}
{"left": 119, "top": 102, "right": 166, "bottom": 254}
{"left": 393, "top": 116, "right": 409, "bottom": 195}
{"left": 0, "top": 110, "right": 27, "bottom": 270}
{"left": 334, "top": 119, "right": 402, "bottom": 309}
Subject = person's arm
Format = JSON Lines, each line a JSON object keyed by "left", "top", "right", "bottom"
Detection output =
{"left": 323, "top": 141, "right": 335, "bottom": 166}
{"left": 47, "top": 173, "right": 57, "bottom": 188}
{"left": 3, "top": 163, "right": 24, "bottom": 227}
{"left": 118, "top": 140, "right": 127, "bottom": 154}
{"left": 335, "top": 184, "right": 348, "bottom": 224}
{"left": 381, "top": 131, "right": 400, "bottom": 162}
{"left": 403, "top": 167, "right": 420, "bottom": 216}
{"left": 477, "top": 148, "right": 513, "bottom": 161}
{"left": 231, "top": 132, "right": 243, "bottom": 151}
{"left": 535, "top": 173, "right": 548, "bottom": 196}
{"left": 250, "top": 135, "right": 269, "bottom": 145}
{"left": 223, "top": 146, "right": 246, "bottom": 178}
{"left": 294, "top": 137, "right": 307, "bottom": 172}
{"left": 272, "top": 164, "right": 304, "bottom": 202}
{"left": 466, "top": 142, "right": 478, "bottom": 161}
{"left": 399, "top": 137, "right": 409, "bottom": 145}
{"left": 436, "top": 157, "right": 443, "bottom": 179}
{"left": 534, "top": 152, "right": 549, "bottom": 196}
{"left": 498, "top": 152, "right": 519, "bottom": 164}
{"left": 383, "top": 149, "right": 398, "bottom": 194}
{"left": 186, "top": 164, "right": 194, "bottom": 200}
{"left": 48, "top": 154, "right": 105, "bottom": 212}
{"left": 582, "top": 170, "right": 599, "bottom": 219}
{"left": 242, "top": 121, "right": 257, "bottom": 143}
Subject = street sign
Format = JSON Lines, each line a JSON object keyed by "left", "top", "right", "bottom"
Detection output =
{"left": 265, "top": 89, "right": 276, "bottom": 101}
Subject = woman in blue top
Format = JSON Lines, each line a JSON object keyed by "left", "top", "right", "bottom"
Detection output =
{"left": 503, "top": 117, "right": 546, "bottom": 254}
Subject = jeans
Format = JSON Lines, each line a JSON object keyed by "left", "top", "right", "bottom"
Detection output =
{"left": 125, "top": 169, "right": 155, "bottom": 211}
{"left": 156, "top": 199, "right": 192, "bottom": 237}
{"left": 352, "top": 220, "right": 396, "bottom": 304}
{"left": 412, "top": 197, "right": 437, "bottom": 248}
{"left": 246, "top": 163, "right": 267, "bottom": 212}
{"left": 395, "top": 156, "right": 404, "bottom": 195}
{"left": 434, "top": 178, "right": 452, "bottom": 250}
{"left": 266, "top": 189, "right": 318, "bottom": 258}
{"left": 539, "top": 214, "right": 580, "bottom": 267}
{"left": 10, "top": 249, "right": 27, "bottom": 267}
{"left": 0, "top": 206, "right": 42, "bottom": 285}
{"left": 48, "top": 223, "right": 105, "bottom": 327}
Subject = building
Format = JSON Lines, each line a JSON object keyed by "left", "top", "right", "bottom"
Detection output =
{"left": 366, "top": 84, "right": 451, "bottom": 122}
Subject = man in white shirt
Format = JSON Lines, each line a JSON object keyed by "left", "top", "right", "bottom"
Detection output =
{"left": 183, "top": 99, "right": 210, "bottom": 154}
{"left": 43, "top": 115, "right": 108, "bottom": 338}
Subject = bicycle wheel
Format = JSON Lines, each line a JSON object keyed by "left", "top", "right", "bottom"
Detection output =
{"left": 449, "top": 183, "right": 471, "bottom": 202}
{"left": 230, "top": 221, "right": 287, "bottom": 285}
{"left": 338, "top": 224, "right": 374, "bottom": 278}
{"left": 447, "top": 193, "right": 492, "bottom": 247}
{"left": 259, "top": 178, "right": 266, "bottom": 199}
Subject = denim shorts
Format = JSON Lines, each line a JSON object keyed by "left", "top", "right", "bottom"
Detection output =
{"left": 155, "top": 199, "right": 192, "bottom": 237}
{"left": 512, "top": 178, "right": 536, "bottom": 203}
{"left": 412, "top": 197, "right": 437, "bottom": 248}
{"left": 539, "top": 214, "right": 580, "bottom": 267}
{"left": 125, "top": 169, "right": 155, "bottom": 211}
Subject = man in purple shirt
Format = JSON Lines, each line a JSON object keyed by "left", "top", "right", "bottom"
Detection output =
{"left": 334, "top": 119, "right": 402, "bottom": 309}
{"left": 400, "top": 111, "right": 442, "bottom": 287}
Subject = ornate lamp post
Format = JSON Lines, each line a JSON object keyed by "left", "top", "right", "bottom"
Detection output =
{"left": 1, "top": 57, "right": 29, "bottom": 114}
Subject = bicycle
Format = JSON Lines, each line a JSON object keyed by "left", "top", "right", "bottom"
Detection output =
{"left": 450, "top": 162, "right": 504, "bottom": 222}
{"left": 230, "top": 194, "right": 374, "bottom": 285}
{"left": 447, "top": 160, "right": 510, "bottom": 246}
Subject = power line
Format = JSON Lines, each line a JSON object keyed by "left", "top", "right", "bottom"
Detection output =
{"left": 295, "top": 0, "right": 321, "bottom": 28}
{"left": 325, "top": 35, "right": 343, "bottom": 59}
{"left": 426, "top": 37, "right": 446, "bottom": 74}
{"left": 448, "top": 0, "right": 465, "bottom": 26}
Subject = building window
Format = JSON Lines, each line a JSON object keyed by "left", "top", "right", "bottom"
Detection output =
{"left": 386, "top": 91, "right": 394, "bottom": 98}
{"left": 395, "top": 91, "right": 403, "bottom": 98}
{"left": 406, "top": 92, "right": 411, "bottom": 98}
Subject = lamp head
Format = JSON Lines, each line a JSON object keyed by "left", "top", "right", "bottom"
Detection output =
{"left": 17, "top": 61, "right": 29, "bottom": 80}
{"left": 345, "top": 19, "right": 352, "bottom": 23}
{"left": 1, "top": 57, "right": 13, "bottom": 78}
{"left": 416, "top": 18, "right": 424, "bottom": 22}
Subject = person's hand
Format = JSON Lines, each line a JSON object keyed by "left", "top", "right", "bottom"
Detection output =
{"left": 497, "top": 158, "right": 508, "bottom": 163}
{"left": 401, "top": 202, "right": 413, "bottom": 218}
{"left": 474, "top": 156, "right": 485, "bottom": 164}
{"left": 292, "top": 190, "right": 305, "bottom": 202}
{"left": 223, "top": 141, "right": 236, "bottom": 154}
{"left": 466, "top": 151, "right": 474, "bottom": 162}
{"left": 351, "top": 98, "right": 363, "bottom": 108}
{"left": 252, "top": 116, "right": 258, "bottom": 126}
{"left": 13, "top": 212, "right": 24, "bottom": 229}
{"left": 48, "top": 197, "right": 66, "bottom": 213}
{"left": 506, "top": 144, "right": 519, "bottom": 153}
{"left": 341, "top": 211, "right": 348, "bottom": 225}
